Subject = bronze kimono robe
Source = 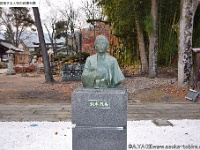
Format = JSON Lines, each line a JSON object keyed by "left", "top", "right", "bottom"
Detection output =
{"left": 81, "top": 53, "right": 125, "bottom": 88}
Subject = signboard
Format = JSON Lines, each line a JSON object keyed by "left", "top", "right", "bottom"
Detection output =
{"left": 15, "top": 54, "right": 30, "bottom": 65}
{"left": 185, "top": 89, "right": 199, "bottom": 102}
{"left": 0, "top": 0, "right": 39, "bottom": 7}
{"left": 88, "top": 99, "right": 110, "bottom": 109}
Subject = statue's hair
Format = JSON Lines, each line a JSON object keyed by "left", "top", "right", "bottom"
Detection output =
{"left": 94, "top": 35, "right": 109, "bottom": 46}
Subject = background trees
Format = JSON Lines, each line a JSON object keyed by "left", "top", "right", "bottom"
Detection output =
{"left": 0, "top": 7, "right": 34, "bottom": 46}
{"left": 173, "top": 0, "right": 199, "bottom": 87}
{"left": 193, "top": 4, "right": 200, "bottom": 48}
{"left": 94, "top": 0, "right": 200, "bottom": 87}
{"left": 158, "top": 0, "right": 180, "bottom": 66}
{"left": 82, "top": 0, "right": 105, "bottom": 37}
{"left": 0, "top": 0, "right": 200, "bottom": 88}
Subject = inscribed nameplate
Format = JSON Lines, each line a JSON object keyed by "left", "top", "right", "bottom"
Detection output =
{"left": 88, "top": 99, "right": 110, "bottom": 109}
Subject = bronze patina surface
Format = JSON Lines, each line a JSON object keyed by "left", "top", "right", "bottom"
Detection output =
{"left": 81, "top": 35, "right": 125, "bottom": 88}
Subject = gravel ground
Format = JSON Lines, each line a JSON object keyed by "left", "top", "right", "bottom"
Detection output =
{"left": 0, "top": 71, "right": 196, "bottom": 104}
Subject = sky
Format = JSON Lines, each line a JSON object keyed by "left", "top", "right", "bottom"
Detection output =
{"left": 38, "top": 0, "right": 88, "bottom": 31}
{"left": 39, "top": 0, "right": 85, "bottom": 12}
{"left": 0, "top": 0, "right": 89, "bottom": 42}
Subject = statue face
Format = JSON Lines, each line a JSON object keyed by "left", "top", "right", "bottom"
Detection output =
{"left": 95, "top": 39, "right": 108, "bottom": 53}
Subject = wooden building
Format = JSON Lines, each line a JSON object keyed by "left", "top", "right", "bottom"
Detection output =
{"left": 0, "top": 40, "right": 23, "bottom": 62}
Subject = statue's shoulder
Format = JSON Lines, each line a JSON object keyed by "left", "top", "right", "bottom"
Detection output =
{"left": 106, "top": 54, "right": 117, "bottom": 62}
{"left": 86, "top": 54, "right": 97, "bottom": 62}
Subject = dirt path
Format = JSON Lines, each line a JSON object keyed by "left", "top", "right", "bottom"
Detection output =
{"left": 0, "top": 73, "right": 199, "bottom": 104}
{"left": 0, "top": 73, "right": 199, "bottom": 121}
{"left": 0, "top": 74, "right": 81, "bottom": 104}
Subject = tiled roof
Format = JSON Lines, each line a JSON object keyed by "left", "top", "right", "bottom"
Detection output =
{"left": 0, "top": 41, "right": 23, "bottom": 52}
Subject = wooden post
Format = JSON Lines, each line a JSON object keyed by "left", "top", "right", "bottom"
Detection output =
{"left": 79, "top": 32, "right": 82, "bottom": 64}
{"left": 192, "top": 48, "right": 200, "bottom": 91}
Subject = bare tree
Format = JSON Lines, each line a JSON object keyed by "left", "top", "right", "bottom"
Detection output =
{"left": 32, "top": 7, "right": 54, "bottom": 83}
{"left": 43, "top": 0, "right": 62, "bottom": 55}
{"left": 57, "top": 1, "right": 80, "bottom": 52}
{"left": 44, "top": 19, "right": 57, "bottom": 55}
{"left": 81, "top": 0, "right": 105, "bottom": 37}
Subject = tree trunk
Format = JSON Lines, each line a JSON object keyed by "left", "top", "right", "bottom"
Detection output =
{"left": 176, "top": 0, "right": 199, "bottom": 87}
{"left": 77, "top": 30, "right": 82, "bottom": 63}
{"left": 136, "top": 22, "right": 148, "bottom": 74}
{"left": 32, "top": 7, "right": 54, "bottom": 83}
{"left": 149, "top": 0, "right": 158, "bottom": 78}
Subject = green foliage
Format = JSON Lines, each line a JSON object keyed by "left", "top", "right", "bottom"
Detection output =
{"left": 144, "top": 15, "right": 153, "bottom": 37}
{"left": 62, "top": 55, "right": 76, "bottom": 63}
{"left": 55, "top": 21, "right": 68, "bottom": 39}
{"left": 62, "top": 52, "right": 90, "bottom": 64}
{"left": 0, "top": 62, "right": 7, "bottom": 69}
{"left": 134, "top": 0, "right": 151, "bottom": 30}
{"left": 61, "top": 49, "right": 67, "bottom": 52}
{"left": 30, "top": 48, "right": 42, "bottom": 58}
{"left": 157, "top": 0, "right": 180, "bottom": 66}
{"left": 193, "top": 5, "right": 200, "bottom": 47}
{"left": 55, "top": 20, "right": 69, "bottom": 45}
{"left": 97, "top": 0, "right": 137, "bottom": 66}
{"left": 97, "top": 0, "right": 151, "bottom": 66}
{"left": 54, "top": 53, "right": 67, "bottom": 61}
{"left": 54, "top": 51, "right": 90, "bottom": 63}
{"left": 81, "top": 52, "right": 90, "bottom": 59}
{"left": 0, "top": 8, "right": 2, "bottom": 16}
{"left": 96, "top": 0, "right": 182, "bottom": 67}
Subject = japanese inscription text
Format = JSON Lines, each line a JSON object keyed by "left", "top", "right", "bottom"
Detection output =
{"left": 88, "top": 99, "right": 110, "bottom": 109}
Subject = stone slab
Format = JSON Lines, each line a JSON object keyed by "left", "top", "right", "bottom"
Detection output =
{"left": 73, "top": 129, "right": 127, "bottom": 150}
{"left": 72, "top": 88, "right": 128, "bottom": 150}
{"left": 72, "top": 88, "right": 127, "bottom": 127}
{"left": 153, "top": 119, "right": 173, "bottom": 126}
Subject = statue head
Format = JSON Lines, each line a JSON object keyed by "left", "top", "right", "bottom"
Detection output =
{"left": 94, "top": 35, "right": 109, "bottom": 54}
{"left": 82, "top": 34, "right": 125, "bottom": 88}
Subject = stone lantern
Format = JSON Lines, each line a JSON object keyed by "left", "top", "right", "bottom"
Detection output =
{"left": 6, "top": 49, "right": 16, "bottom": 75}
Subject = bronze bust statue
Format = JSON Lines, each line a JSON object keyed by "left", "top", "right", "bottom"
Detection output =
{"left": 81, "top": 35, "right": 125, "bottom": 88}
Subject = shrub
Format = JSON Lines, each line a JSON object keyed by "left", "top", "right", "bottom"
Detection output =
{"left": 62, "top": 52, "right": 90, "bottom": 64}
{"left": 54, "top": 53, "right": 67, "bottom": 61}
{"left": 0, "top": 62, "right": 7, "bottom": 69}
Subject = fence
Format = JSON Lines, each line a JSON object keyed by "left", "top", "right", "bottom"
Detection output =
{"left": 62, "top": 64, "right": 84, "bottom": 81}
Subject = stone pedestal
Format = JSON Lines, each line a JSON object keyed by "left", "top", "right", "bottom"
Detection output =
{"left": 72, "top": 88, "right": 127, "bottom": 150}
{"left": 6, "top": 69, "right": 16, "bottom": 75}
